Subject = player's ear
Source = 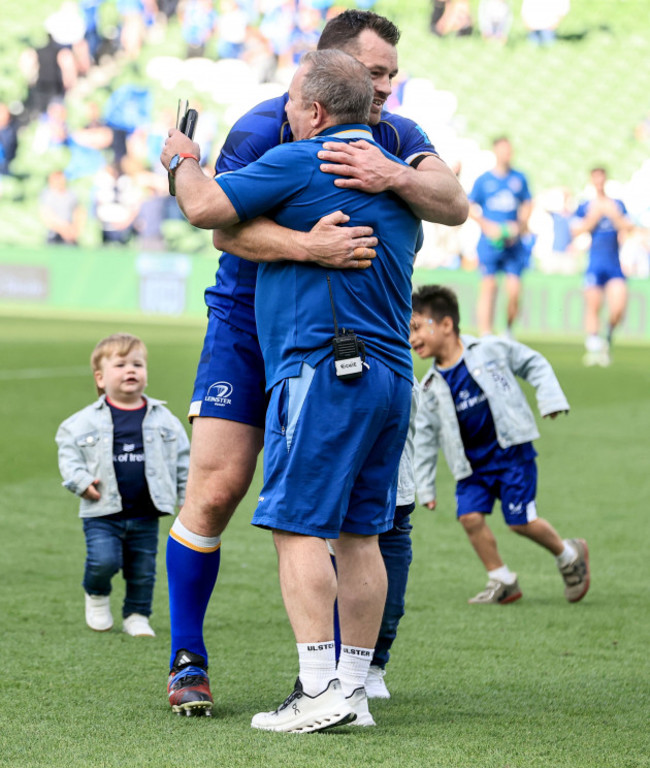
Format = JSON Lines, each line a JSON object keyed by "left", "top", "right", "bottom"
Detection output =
{"left": 312, "top": 100, "right": 325, "bottom": 127}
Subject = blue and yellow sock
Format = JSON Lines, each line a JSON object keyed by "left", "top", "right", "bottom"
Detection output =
{"left": 167, "top": 518, "right": 221, "bottom": 670}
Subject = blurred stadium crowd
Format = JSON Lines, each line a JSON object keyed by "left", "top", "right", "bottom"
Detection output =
{"left": 0, "top": 0, "right": 648, "bottom": 277}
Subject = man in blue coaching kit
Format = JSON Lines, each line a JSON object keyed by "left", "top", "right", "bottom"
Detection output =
{"left": 162, "top": 48, "right": 426, "bottom": 732}
{"left": 161, "top": 9, "right": 468, "bottom": 722}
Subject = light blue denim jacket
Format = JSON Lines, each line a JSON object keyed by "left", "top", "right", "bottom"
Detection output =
{"left": 55, "top": 395, "right": 190, "bottom": 518}
{"left": 414, "top": 335, "right": 570, "bottom": 505}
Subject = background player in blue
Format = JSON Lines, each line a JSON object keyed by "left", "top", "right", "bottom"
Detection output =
{"left": 469, "top": 136, "right": 533, "bottom": 336}
{"left": 571, "top": 167, "right": 633, "bottom": 367}
{"left": 160, "top": 9, "right": 468, "bottom": 717}
{"left": 164, "top": 48, "right": 421, "bottom": 732}
{"left": 410, "top": 285, "right": 590, "bottom": 606}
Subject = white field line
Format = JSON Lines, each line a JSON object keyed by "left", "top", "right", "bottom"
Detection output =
{"left": 0, "top": 366, "right": 89, "bottom": 381}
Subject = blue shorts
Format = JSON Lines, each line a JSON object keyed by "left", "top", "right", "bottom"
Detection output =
{"left": 188, "top": 309, "right": 266, "bottom": 427}
{"left": 477, "top": 239, "right": 528, "bottom": 277}
{"left": 584, "top": 263, "right": 625, "bottom": 288}
{"left": 253, "top": 357, "right": 412, "bottom": 538}
{"left": 456, "top": 460, "right": 538, "bottom": 525}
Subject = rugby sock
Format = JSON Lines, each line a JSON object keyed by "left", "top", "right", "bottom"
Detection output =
{"left": 167, "top": 518, "right": 221, "bottom": 670}
{"left": 488, "top": 565, "right": 517, "bottom": 585}
{"left": 337, "top": 645, "right": 373, "bottom": 697}
{"left": 296, "top": 641, "right": 337, "bottom": 696}
{"left": 606, "top": 324, "right": 614, "bottom": 346}
{"left": 556, "top": 540, "right": 577, "bottom": 568}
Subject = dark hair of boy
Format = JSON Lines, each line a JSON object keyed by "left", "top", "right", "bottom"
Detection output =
{"left": 412, "top": 285, "right": 461, "bottom": 335}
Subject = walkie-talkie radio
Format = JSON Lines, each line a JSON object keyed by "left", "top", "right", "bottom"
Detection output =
{"left": 327, "top": 275, "right": 366, "bottom": 380}
{"left": 168, "top": 99, "right": 199, "bottom": 196}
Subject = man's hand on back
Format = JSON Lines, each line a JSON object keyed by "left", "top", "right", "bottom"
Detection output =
{"left": 318, "top": 140, "right": 398, "bottom": 194}
{"left": 301, "top": 210, "right": 378, "bottom": 269}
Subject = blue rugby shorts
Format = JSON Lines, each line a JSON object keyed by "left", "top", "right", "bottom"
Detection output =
{"left": 584, "top": 263, "right": 625, "bottom": 289}
{"left": 252, "top": 356, "right": 412, "bottom": 538}
{"left": 478, "top": 239, "right": 528, "bottom": 277}
{"left": 188, "top": 309, "right": 267, "bottom": 427}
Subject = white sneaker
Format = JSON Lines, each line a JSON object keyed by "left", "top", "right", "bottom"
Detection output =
{"left": 85, "top": 593, "right": 113, "bottom": 632}
{"left": 597, "top": 348, "right": 611, "bottom": 367}
{"left": 346, "top": 686, "right": 376, "bottom": 726}
{"left": 584, "top": 338, "right": 610, "bottom": 367}
{"left": 123, "top": 613, "right": 155, "bottom": 637}
{"left": 251, "top": 678, "right": 355, "bottom": 733}
{"left": 365, "top": 665, "right": 391, "bottom": 699}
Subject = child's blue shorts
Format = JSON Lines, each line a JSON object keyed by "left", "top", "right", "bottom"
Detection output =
{"left": 456, "top": 459, "right": 538, "bottom": 525}
{"left": 253, "top": 356, "right": 412, "bottom": 538}
{"left": 188, "top": 309, "right": 267, "bottom": 428}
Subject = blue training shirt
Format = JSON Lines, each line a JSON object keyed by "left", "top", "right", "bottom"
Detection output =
{"left": 469, "top": 168, "right": 531, "bottom": 246}
{"left": 574, "top": 198, "right": 626, "bottom": 270}
{"left": 437, "top": 356, "right": 536, "bottom": 471}
{"left": 215, "top": 124, "right": 421, "bottom": 389}
{"left": 206, "top": 93, "right": 438, "bottom": 337}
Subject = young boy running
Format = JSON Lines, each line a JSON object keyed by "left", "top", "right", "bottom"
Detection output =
{"left": 410, "top": 285, "right": 590, "bottom": 604}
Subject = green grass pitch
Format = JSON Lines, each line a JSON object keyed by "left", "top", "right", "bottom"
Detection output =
{"left": 0, "top": 314, "right": 648, "bottom": 768}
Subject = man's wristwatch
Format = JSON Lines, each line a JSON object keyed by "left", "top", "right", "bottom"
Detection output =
{"left": 169, "top": 152, "right": 199, "bottom": 175}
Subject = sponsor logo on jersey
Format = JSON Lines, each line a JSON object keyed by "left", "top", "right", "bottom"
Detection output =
{"left": 205, "top": 381, "right": 233, "bottom": 406}
{"left": 456, "top": 391, "right": 487, "bottom": 412}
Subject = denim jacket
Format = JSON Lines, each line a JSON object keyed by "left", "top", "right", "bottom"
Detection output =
{"left": 414, "top": 335, "right": 570, "bottom": 505}
{"left": 396, "top": 379, "right": 420, "bottom": 506}
{"left": 56, "top": 395, "right": 190, "bottom": 518}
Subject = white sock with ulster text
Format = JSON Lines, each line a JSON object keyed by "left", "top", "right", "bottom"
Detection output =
{"left": 296, "top": 641, "right": 337, "bottom": 696}
{"left": 337, "top": 645, "right": 373, "bottom": 697}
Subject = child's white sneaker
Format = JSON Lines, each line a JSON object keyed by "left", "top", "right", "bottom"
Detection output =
{"left": 123, "top": 613, "right": 155, "bottom": 637}
{"left": 85, "top": 593, "right": 113, "bottom": 632}
{"left": 365, "top": 665, "right": 391, "bottom": 699}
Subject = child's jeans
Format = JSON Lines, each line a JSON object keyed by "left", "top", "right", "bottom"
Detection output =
{"left": 82, "top": 516, "right": 159, "bottom": 618}
{"left": 373, "top": 503, "right": 414, "bottom": 669}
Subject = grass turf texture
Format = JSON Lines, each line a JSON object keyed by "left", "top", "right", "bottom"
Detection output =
{"left": 1, "top": 315, "right": 649, "bottom": 767}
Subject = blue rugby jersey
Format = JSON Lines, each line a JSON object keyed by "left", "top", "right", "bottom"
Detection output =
{"left": 205, "top": 94, "right": 437, "bottom": 336}
{"left": 215, "top": 124, "right": 421, "bottom": 389}
{"left": 437, "top": 356, "right": 536, "bottom": 471}
{"left": 574, "top": 198, "right": 627, "bottom": 271}
{"left": 469, "top": 168, "right": 531, "bottom": 250}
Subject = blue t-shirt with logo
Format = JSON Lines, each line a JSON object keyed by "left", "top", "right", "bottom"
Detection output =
{"left": 469, "top": 168, "right": 531, "bottom": 252}
{"left": 106, "top": 399, "right": 159, "bottom": 519}
{"left": 216, "top": 124, "right": 421, "bottom": 389}
{"left": 469, "top": 168, "right": 531, "bottom": 224}
{"left": 206, "top": 94, "right": 437, "bottom": 337}
{"left": 437, "top": 356, "right": 536, "bottom": 470}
